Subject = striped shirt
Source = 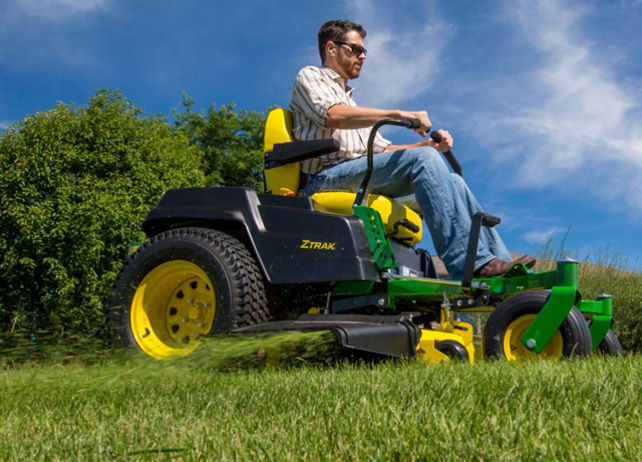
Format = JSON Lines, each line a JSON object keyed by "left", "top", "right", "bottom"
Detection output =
{"left": 289, "top": 66, "right": 391, "bottom": 175}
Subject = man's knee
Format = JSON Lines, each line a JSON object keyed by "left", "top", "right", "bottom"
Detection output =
{"left": 403, "top": 146, "right": 449, "bottom": 177}
{"left": 404, "top": 146, "right": 441, "bottom": 167}
{"left": 450, "top": 172, "right": 467, "bottom": 188}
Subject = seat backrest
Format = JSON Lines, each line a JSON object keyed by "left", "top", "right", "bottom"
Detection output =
{"left": 263, "top": 108, "right": 300, "bottom": 195}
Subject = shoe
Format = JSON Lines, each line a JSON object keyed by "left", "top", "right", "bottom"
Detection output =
{"left": 474, "top": 255, "right": 536, "bottom": 278}
{"left": 514, "top": 254, "right": 536, "bottom": 269}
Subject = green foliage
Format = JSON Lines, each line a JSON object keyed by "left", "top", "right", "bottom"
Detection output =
{"left": 0, "top": 90, "right": 205, "bottom": 345}
{"left": 579, "top": 268, "right": 642, "bottom": 353}
{"left": 173, "top": 93, "right": 268, "bottom": 191}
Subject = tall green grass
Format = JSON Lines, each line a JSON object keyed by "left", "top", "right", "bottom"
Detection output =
{"left": 2, "top": 356, "right": 642, "bottom": 460}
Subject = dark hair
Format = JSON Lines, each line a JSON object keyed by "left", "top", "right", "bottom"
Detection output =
{"left": 318, "top": 19, "right": 366, "bottom": 64}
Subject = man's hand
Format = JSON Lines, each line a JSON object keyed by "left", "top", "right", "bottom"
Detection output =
{"left": 430, "top": 129, "right": 453, "bottom": 153}
{"left": 400, "top": 110, "right": 432, "bottom": 137}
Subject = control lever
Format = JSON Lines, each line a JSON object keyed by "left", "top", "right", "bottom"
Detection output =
{"left": 406, "top": 119, "right": 463, "bottom": 176}
{"left": 430, "top": 131, "right": 462, "bottom": 176}
{"left": 385, "top": 218, "right": 420, "bottom": 240}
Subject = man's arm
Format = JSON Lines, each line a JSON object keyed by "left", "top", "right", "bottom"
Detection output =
{"left": 326, "top": 104, "right": 453, "bottom": 153}
{"left": 325, "top": 104, "right": 433, "bottom": 137}
{"left": 385, "top": 129, "right": 453, "bottom": 153}
{"left": 385, "top": 138, "right": 435, "bottom": 151}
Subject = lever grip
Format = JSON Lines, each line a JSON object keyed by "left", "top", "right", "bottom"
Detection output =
{"left": 429, "top": 131, "right": 443, "bottom": 143}
{"left": 407, "top": 118, "right": 421, "bottom": 129}
{"left": 429, "top": 130, "right": 462, "bottom": 176}
{"left": 399, "top": 218, "right": 420, "bottom": 233}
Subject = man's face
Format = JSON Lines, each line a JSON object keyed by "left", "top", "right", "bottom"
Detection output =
{"left": 331, "top": 30, "right": 366, "bottom": 80}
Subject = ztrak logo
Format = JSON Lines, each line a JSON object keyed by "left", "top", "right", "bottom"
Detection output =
{"left": 299, "top": 239, "right": 336, "bottom": 251}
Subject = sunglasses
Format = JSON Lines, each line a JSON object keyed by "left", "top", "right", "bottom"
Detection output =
{"left": 335, "top": 41, "right": 367, "bottom": 57}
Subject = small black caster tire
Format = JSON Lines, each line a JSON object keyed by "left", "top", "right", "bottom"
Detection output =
{"left": 436, "top": 340, "right": 469, "bottom": 361}
{"left": 596, "top": 330, "right": 623, "bottom": 357}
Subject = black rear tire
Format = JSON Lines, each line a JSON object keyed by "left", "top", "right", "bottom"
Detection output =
{"left": 484, "top": 291, "right": 592, "bottom": 360}
{"left": 110, "top": 227, "right": 269, "bottom": 359}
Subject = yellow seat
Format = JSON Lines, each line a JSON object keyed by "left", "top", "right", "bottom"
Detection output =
{"left": 263, "top": 108, "right": 422, "bottom": 245}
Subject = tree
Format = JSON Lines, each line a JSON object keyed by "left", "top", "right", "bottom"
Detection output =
{"left": 173, "top": 94, "right": 268, "bottom": 191}
{"left": 0, "top": 90, "right": 205, "bottom": 344}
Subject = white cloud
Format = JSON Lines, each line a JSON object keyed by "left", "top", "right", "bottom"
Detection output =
{"left": 13, "top": 0, "right": 109, "bottom": 21}
{"left": 523, "top": 226, "right": 565, "bottom": 245}
{"left": 345, "top": 0, "right": 454, "bottom": 107}
{"left": 476, "top": 0, "right": 642, "bottom": 212}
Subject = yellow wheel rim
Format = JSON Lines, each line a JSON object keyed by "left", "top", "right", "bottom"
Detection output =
{"left": 503, "top": 314, "right": 564, "bottom": 361}
{"left": 130, "top": 260, "right": 216, "bottom": 359}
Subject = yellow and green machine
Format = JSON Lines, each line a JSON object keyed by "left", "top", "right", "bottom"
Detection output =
{"left": 110, "top": 109, "right": 620, "bottom": 363}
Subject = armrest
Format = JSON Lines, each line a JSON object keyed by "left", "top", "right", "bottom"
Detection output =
{"left": 264, "top": 139, "right": 340, "bottom": 169}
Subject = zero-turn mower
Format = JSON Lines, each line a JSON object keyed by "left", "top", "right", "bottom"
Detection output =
{"left": 110, "top": 108, "right": 622, "bottom": 363}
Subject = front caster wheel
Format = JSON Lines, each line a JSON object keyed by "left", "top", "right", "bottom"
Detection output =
{"left": 483, "top": 291, "right": 592, "bottom": 360}
{"left": 436, "top": 340, "right": 470, "bottom": 361}
{"left": 110, "top": 227, "right": 269, "bottom": 359}
{"left": 596, "top": 330, "right": 623, "bottom": 357}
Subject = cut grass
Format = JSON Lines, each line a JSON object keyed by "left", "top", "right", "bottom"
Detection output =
{"left": 2, "top": 354, "right": 642, "bottom": 460}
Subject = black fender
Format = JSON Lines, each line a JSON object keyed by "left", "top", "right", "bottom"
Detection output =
{"left": 142, "top": 187, "right": 381, "bottom": 285}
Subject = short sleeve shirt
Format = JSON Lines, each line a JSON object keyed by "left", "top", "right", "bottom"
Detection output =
{"left": 289, "top": 66, "right": 391, "bottom": 175}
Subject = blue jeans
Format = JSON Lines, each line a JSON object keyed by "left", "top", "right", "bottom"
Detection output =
{"left": 304, "top": 147, "right": 512, "bottom": 279}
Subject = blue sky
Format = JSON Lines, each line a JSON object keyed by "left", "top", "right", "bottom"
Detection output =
{"left": 1, "top": 0, "right": 641, "bottom": 269}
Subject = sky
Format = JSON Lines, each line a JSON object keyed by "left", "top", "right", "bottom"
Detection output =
{"left": 1, "top": 0, "right": 641, "bottom": 269}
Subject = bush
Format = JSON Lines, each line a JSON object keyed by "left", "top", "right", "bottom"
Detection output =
{"left": 173, "top": 94, "right": 267, "bottom": 191}
{"left": 579, "top": 267, "right": 642, "bottom": 352}
{"left": 0, "top": 90, "right": 205, "bottom": 346}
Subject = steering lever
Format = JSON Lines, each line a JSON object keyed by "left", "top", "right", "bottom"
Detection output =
{"left": 353, "top": 118, "right": 463, "bottom": 208}
{"left": 430, "top": 131, "right": 462, "bottom": 176}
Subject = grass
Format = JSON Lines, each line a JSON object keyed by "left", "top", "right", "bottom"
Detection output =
{"left": 2, "top": 351, "right": 642, "bottom": 460}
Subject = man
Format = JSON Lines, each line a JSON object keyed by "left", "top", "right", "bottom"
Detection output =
{"left": 289, "top": 19, "right": 532, "bottom": 278}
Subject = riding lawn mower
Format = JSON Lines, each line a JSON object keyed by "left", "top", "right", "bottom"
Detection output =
{"left": 110, "top": 108, "right": 621, "bottom": 363}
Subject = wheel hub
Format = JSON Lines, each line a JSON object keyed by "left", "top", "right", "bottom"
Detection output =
{"left": 166, "top": 277, "right": 213, "bottom": 344}
{"left": 504, "top": 314, "right": 563, "bottom": 360}
{"left": 130, "top": 260, "right": 216, "bottom": 359}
